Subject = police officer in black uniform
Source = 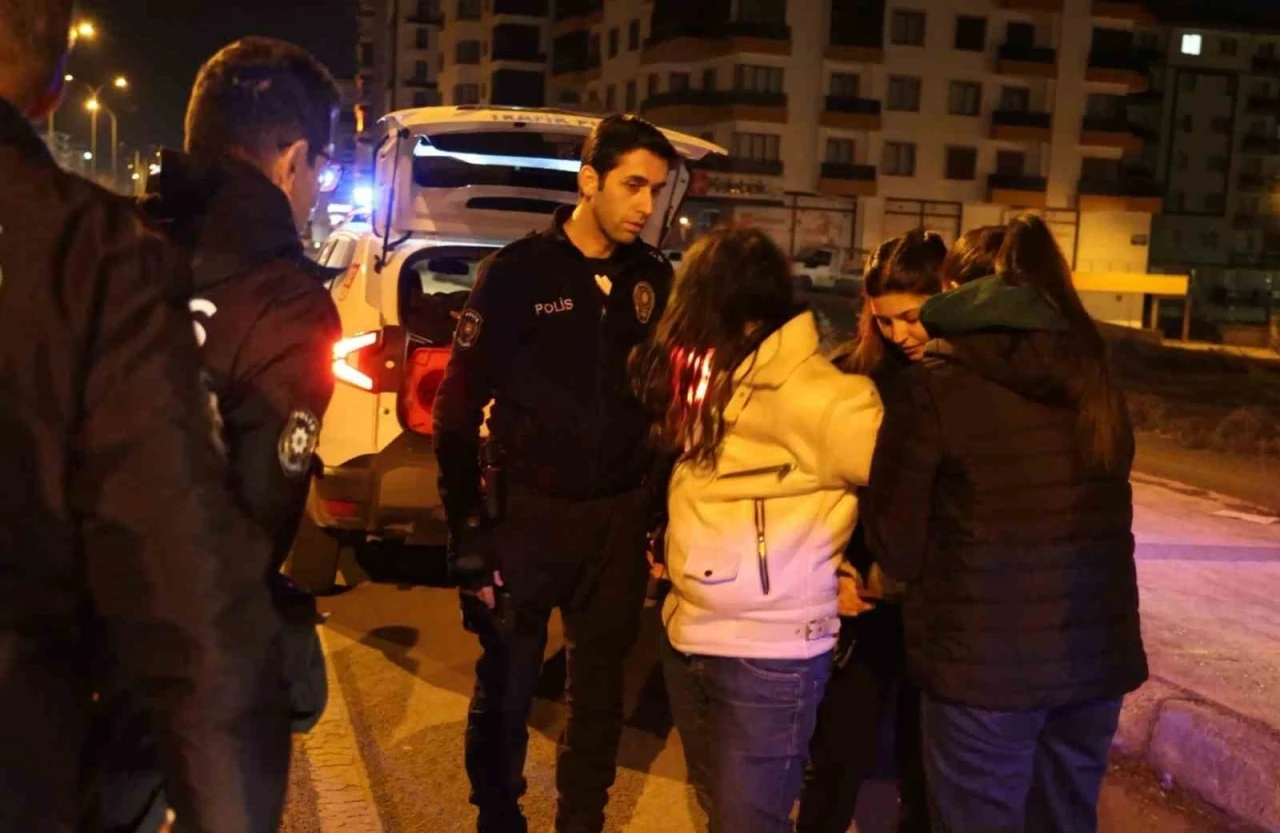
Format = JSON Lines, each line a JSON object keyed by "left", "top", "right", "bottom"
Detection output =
{"left": 142, "top": 36, "right": 343, "bottom": 586}
{"left": 89, "top": 37, "right": 343, "bottom": 832}
{"left": 433, "top": 115, "right": 680, "bottom": 833}
{"left": 0, "top": 2, "right": 289, "bottom": 831}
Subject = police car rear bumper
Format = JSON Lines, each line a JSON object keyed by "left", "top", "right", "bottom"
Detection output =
{"left": 308, "top": 430, "right": 450, "bottom": 546}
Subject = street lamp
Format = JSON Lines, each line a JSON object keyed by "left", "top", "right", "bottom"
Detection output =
{"left": 74, "top": 21, "right": 97, "bottom": 40}
{"left": 59, "top": 75, "right": 128, "bottom": 186}
{"left": 85, "top": 97, "right": 120, "bottom": 190}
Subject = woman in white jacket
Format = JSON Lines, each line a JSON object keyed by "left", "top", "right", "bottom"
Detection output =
{"left": 631, "top": 227, "right": 884, "bottom": 833}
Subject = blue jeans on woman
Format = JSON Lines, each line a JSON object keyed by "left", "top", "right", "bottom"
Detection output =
{"left": 921, "top": 695, "right": 1123, "bottom": 833}
{"left": 662, "top": 635, "right": 832, "bottom": 833}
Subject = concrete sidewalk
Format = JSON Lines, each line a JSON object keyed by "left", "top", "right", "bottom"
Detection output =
{"left": 1115, "top": 473, "right": 1280, "bottom": 832}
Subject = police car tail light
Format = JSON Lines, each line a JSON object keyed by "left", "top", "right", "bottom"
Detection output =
{"left": 399, "top": 345, "right": 451, "bottom": 435}
{"left": 333, "top": 331, "right": 381, "bottom": 391}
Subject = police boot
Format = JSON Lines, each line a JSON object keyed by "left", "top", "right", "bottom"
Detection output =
{"left": 477, "top": 803, "right": 527, "bottom": 833}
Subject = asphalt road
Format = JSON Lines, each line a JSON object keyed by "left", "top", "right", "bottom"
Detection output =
{"left": 281, "top": 580, "right": 1249, "bottom": 833}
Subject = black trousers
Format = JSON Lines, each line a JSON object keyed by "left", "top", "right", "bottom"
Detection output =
{"left": 461, "top": 486, "right": 650, "bottom": 833}
{"left": 797, "top": 604, "right": 931, "bottom": 833}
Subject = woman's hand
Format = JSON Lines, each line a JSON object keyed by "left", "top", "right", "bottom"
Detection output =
{"left": 837, "top": 568, "right": 877, "bottom": 617}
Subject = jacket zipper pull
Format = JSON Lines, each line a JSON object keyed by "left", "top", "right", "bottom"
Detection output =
{"left": 755, "top": 498, "right": 771, "bottom": 595}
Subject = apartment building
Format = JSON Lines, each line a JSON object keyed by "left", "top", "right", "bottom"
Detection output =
{"left": 359, "top": 0, "right": 446, "bottom": 125}
{"left": 1137, "top": 13, "right": 1280, "bottom": 331}
{"left": 358, "top": 0, "right": 1195, "bottom": 326}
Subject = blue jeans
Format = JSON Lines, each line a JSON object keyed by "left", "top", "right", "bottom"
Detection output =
{"left": 921, "top": 695, "right": 1123, "bottom": 833}
{"left": 663, "top": 635, "right": 832, "bottom": 833}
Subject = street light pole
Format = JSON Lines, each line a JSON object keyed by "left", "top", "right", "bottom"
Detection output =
{"left": 89, "top": 106, "right": 99, "bottom": 180}
{"left": 109, "top": 109, "right": 119, "bottom": 191}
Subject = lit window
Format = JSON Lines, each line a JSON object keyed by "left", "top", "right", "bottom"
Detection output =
{"left": 1181, "top": 33, "right": 1203, "bottom": 56}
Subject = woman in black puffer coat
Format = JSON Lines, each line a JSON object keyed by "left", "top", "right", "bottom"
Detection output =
{"left": 864, "top": 215, "right": 1148, "bottom": 833}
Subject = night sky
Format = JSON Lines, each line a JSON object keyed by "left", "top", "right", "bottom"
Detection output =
{"left": 52, "top": 0, "right": 1276, "bottom": 156}
{"left": 59, "top": 0, "right": 357, "bottom": 153}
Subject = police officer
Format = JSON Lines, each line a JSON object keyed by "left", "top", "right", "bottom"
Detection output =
{"left": 89, "top": 37, "right": 343, "bottom": 831}
{"left": 142, "top": 36, "right": 342, "bottom": 586}
{"left": 433, "top": 115, "right": 680, "bottom": 833}
{"left": 0, "top": 2, "right": 289, "bottom": 831}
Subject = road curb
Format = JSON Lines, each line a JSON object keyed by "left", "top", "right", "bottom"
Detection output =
{"left": 1115, "top": 679, "right": 1280, "bottom": 832}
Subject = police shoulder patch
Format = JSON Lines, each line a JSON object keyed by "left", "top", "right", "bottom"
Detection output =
{"left": 456, "top": 308, "right": 483, "bottom": 349}
{"left": 279, "top": 409, "right": 321, "bottom": 478}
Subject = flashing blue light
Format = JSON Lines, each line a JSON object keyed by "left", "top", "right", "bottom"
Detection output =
{"left": 412, "top": 141, "right": 581, "bottom": 173}
{"left": 317, "top": 165, "right": 342, "bottom": 192}
{"left": 353, "top": 185, "right": 374, "bottom": 209}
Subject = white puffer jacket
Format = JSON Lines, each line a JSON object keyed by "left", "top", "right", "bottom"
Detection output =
{"left": 662, "top": 312, "right": 884, "bottom": 660}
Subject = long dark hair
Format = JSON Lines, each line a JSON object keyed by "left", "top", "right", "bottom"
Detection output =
{"left": 996, "top": 214, "right": 1128, "bottom": 472}
{"left": 631, "top": 226, "right": 796, "bottom": 469}
{"left": 939, "top": 225, "right": 1006, "bottom": 287}
{"left": 847, "top": 229, "right": 947, "bottom": 375}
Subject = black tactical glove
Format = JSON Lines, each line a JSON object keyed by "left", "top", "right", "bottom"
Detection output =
{"left": 448, "top": 515, "right": 495, "bottom": 593}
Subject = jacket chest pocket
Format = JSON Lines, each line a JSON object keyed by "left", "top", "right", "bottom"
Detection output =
{"left": 709, "top": 462, "right": 796, "bottom": 596}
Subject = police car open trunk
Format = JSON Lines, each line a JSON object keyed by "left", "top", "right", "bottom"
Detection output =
{"left": 364, "top": 106, "right": 724, "bottom": 437}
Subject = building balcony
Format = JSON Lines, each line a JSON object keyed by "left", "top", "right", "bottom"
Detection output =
{"left": 1246, "top": 96, "right": 1280, "bottom": 117}
{"left": 1091, "top": 0, "right": 1156, "bottom": 23}
{"left": 550, "top": 57, "right": 594, "bottom": 79}
{"left": 817, "top": 162, "right": 878, "bottom": 197}
{"left": 995, "top": 0, "right": 1063, "bottom": 10}
{"left": 403, "top": 76, "right": 438, "bottom": 90}
{"left": 492, "top": 47, "right": 547, "bottom": 63}
{"left": 989, "top": 173, "right": 1049, "bottom": 207}
{"left": 493, "top": 0, "right": 548, "bottom": 15}
{"left": 1253, "top": 56, "right": 1280, "bottom": 78}
{"left": 1242, "top": 135, "right": 1280, "bottom": 156}
{"left": 643, "top": 21, "right": 792, "bottom": 64}
{"left": 826, "top": 36, "right": 884, "bottom": 64}
{"left": 1077, "top": 176, "right": 1163, "bottom": 212}
{"left": 820, "top": 96, "right": 882, "bottom": 130}
{"left": 1233, "top": 211, "right": 1263, "bottom": 231}
{"left": 1127, "top": 86, "right": 1166, "bottom": 108}
{"left": 1085, "top": 50, "right": 1149, "bottom": 91}
{"left": 699, "top": 155, "right": 784, "bottom": 177}
{"left": 640, "top": 89, "right": 788, "bottom": 125}
{"left": 996, "top": 44, "right": 1058, "bottom": 79}
{"left": 551, "top": 0, "right": 603, "bottom": 34}
{"left": 1237, "top": 172, "right": 1279, "bottom": 192}
{"left": 1080, "top": 116, "right": 1149, "bottom": 152}
{"left": 990, "top": 109, "right": 1052, "bottom": 142}
{"left": 407, "top": 9, "right": 444, "bottom": 24}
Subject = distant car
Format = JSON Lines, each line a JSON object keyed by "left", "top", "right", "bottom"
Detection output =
{"left": 289, "top": 106, "right": 724, "bottom": 587}
{"left": 793, "top": 245, "right": 863, "bottom": 294}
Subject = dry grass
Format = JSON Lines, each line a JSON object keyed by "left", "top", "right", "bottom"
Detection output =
{"left": 1108, "top": 328, "right": 1280, "bottom": 459}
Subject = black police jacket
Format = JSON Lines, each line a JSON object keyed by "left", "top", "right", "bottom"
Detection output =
{"left": 433, "top": 205, "right": 673, "bottom": 524}
{"left": 0, "top": 100, "right": 289, "bottom": 831}
{"left": 142, "top": 151, "right": 342, "bottom": 571}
